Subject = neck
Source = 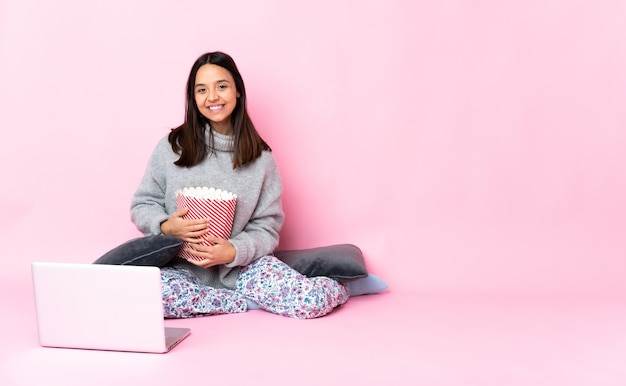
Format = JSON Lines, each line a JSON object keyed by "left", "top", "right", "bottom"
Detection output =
{"left": 210, "top": 121, "right": 234, "bottom": 135}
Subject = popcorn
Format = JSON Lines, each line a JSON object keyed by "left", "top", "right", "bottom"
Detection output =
{"left": 177, "top": 187, "right": 237, "bottom": 201}
{"left": 175, "top": 187, "right": 237, "bottom": 261}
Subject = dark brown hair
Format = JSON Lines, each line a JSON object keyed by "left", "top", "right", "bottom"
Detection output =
{"left": 168, "top": 51, "right": 270, "bottom": 168}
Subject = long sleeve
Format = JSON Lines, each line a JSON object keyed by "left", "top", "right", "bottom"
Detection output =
{"left": 227, "top": 153, "right": 284, "bottom": 268}
{"left": 130, "top": 139, "right": 172, "bottom": 235}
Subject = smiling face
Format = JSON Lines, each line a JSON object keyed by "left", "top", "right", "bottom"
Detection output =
{"left": 194, "top": 64, "right": 240, "bottom": 135}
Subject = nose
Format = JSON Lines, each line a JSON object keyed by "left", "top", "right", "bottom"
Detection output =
{"left": 206, "top": 89, "right": 218, "bottom": 103}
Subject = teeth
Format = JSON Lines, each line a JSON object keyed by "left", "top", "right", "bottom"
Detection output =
{"left": 209, "top": 105, "right": 222, "bottom": 111}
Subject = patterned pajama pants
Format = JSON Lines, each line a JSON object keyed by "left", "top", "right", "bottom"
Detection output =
{"left": 161, "top": 255, "right": 349, "bottom": 319}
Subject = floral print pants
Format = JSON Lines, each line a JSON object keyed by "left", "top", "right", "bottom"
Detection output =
{"left": 161, "top": 255, "right": 349, "bottom": 319}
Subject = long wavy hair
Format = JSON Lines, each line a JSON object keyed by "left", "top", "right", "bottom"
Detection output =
{"left": 168, "top": 51, "right": 270, "bottom": 168}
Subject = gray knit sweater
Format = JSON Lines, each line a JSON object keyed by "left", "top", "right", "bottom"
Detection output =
{"left": 130, "top": 127, "right": 284, "bottom": 289}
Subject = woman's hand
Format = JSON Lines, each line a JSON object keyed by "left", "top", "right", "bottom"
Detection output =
{"left": 160, "top": 207, "right": 209, "bottom": 242}
{"left": 185, "top": 235, "right": 236, "bottom": 268}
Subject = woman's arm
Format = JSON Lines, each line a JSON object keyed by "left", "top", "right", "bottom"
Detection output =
{"left": 227, "top": 187, "right": 283, "bottom": 266}
{"left": 227, "top": 153, "right": 284, "bottom": 267}
{"left": 130, "top": 140, "right": 173, "bottom": 235}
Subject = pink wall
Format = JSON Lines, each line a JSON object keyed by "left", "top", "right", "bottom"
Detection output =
{"left": 1, "top": 0, "right": 624, "bottom": 296}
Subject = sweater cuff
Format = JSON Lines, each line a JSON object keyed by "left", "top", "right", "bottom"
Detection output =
{"left": 151, "top": 215, "right": 171, "bottom": 235}
{"left": 225, "top": 241, "right": 248, "bottom": 268}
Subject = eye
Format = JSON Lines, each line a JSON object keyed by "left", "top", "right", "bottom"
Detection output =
{"left": 217, "top": 84, "right": 228, "bottom": 90}
{"left": 196, "top": 87, "right": 206, "bottom": 94}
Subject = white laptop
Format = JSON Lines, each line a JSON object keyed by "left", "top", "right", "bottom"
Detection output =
{"left": 31, "top": 262, "right": 190, "bottom": 353}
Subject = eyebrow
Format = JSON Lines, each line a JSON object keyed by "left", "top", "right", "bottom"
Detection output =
{"left": 195, "top": 79, "right": 231, "bottom": 88}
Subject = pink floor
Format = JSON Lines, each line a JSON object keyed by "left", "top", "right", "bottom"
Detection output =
{"left": 2, "top": 274, "right": 626, "bottom": 386}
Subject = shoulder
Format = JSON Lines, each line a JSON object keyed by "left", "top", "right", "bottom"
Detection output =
{"left": 155, "top": 134, "right": 173, "bottom": 151}
{"left": 150, "top": 134, "right": 175, "bottom": 155}
{"left": 256, "top": 150, "right": 280, "bottom": 171}
{"left": 239, "top": 150, "right": 280, "bottom": 177}
{"left": 259, "top": 149, "right": 277, "bottom": 162}
{"left": 260, "top": 151, "right": 282, "bottom": 183}
{"left": 146, "top": 134, "right": 178, "bottom": 164}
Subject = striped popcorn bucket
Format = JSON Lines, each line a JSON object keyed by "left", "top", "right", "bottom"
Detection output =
{"left": 175, "top": 187, "right": 237, "bottom": 261}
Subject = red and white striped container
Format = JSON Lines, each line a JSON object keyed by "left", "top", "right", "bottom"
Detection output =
{"left": 175, "top": 187, "right": 237, "bottom": 261}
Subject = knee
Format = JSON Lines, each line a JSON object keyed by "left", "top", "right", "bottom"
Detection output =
{"left": 292, "top": 281, "right": 348, "bottom": 319}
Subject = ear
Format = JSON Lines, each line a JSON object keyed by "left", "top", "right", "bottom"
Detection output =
{"left": 237, "top": 92, "right": 241, "bottom": 98}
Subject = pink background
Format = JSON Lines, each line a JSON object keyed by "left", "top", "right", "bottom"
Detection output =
{"left": 2, "top": 1, "right": 626, "bottom": 384}
{"left": 1, "top": 0, "right": 625, "bottom": 296}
